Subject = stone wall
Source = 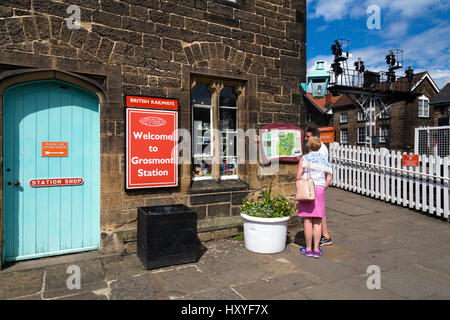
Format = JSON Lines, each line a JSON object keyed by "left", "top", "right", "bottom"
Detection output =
{"left": 0, "top": 0, "right": 307, "bottom": 257}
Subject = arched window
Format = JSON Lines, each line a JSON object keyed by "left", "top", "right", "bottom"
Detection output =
{"left": 418, "top": 95, "right": 429, "bottom": 118}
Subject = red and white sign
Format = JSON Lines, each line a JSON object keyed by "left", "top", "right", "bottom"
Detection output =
{"left": 402, "top": 154, "right": 419, "bottom": 167}
{"left": 42, "top": 141, "right": 68, "bottom": 157}
{"left": 126, "top": 96, "right": 178, "bottom": 110}
{"left": 30, "top": 178, "right": 83, "bottom": 187}
{"left": 126, "top": 108, "right": 178, "bottom": 189}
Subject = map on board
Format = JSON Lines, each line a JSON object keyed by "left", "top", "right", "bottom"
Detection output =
{"left": 261, "top": 129, "right": 302, "bottom": 162}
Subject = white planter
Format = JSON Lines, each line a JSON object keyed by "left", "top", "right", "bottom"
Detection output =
{"left": 241, "top": 213, "right": 290, "bottom": 254}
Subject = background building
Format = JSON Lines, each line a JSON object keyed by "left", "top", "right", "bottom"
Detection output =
{"left": 331, "top": 72, "right": 440, "bottom": 152}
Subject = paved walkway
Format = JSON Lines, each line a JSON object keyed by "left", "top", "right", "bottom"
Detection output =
{"left": 1, "top": 188, "right": 449, "bottom": 300}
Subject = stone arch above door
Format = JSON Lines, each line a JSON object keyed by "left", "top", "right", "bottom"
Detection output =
{"left": 0, "top": 69, "right": 107, "bottom": 106}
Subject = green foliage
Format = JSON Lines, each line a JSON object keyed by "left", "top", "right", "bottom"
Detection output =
{"left": 240, "top": 188, "right": 293, "bottom": 218}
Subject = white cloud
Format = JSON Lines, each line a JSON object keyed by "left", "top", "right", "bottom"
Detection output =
{"left": 310, "top": 0, "right": 355, "bottom": 22}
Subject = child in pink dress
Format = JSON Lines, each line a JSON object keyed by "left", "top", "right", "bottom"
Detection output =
{"left": 296, "top": 137, "right": 332, "bottom": 258}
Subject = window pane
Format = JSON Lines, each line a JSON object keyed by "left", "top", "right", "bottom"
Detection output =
{"left": 220, "top": 131, "right": 237, "bottom": 157}
{"left": 221, "top": 157, "right": 237, "bottom": 176}
{"left": 192, "top": 83, "right": 212, "bottom": 105}
{"left": 193, "top": 107, "right": 212, "bottom": 156}
{"left": 219, "top": 108, "right": 237, "bottom": 131}
{"left": 219, "top": 86, "right": 237, "bottom": 107}
{"left": 193, "top": 156, "right": 213, "bottom": 178}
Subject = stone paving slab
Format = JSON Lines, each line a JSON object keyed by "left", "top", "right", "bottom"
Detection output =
{"left": 299, "top": 275, "right": 404, "bottom": 300}
{"left": 0, "top": 268, "right": 45, "bottom": 299}
{"left": 231, "top": 272, "right": 317, "bottom": 300}
{"left": 0, "top": 187, "right": 448, "bottom": 300}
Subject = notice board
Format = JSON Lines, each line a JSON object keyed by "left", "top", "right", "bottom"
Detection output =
{"left": 260, "top": 123, "right": 303, "bottom": 164}
{"left": 125, "top": 96, "right": 178, "bottom": 189}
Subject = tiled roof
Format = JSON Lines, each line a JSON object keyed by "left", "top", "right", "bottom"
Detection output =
{"left": 430, "top": 83, "right": 450, "bottom": 105}
{"left": 304, "top": 93, "right": 342, "bottom": 113}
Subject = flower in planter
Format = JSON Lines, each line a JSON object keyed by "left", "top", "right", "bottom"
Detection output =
{"left": 240, "top": 188, "right": 293, "bottom": 218}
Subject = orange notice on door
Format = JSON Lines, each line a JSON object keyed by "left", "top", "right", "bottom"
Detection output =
{"left": 402, "top": 154, "right": 419, "bottom": 167}
{"left": 42, "top": 141, "right": 68, "bottom": 157}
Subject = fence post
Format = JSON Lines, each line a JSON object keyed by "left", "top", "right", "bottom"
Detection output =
{"left": 415, "top": 156, "right": 421, "bottom": 211}
{"left": 385, "top": 150, "right": 390, "bottom": 202}
{"left": 380, "top": 148, "right": 386, "bottom": 201}
{"left": 356, "top": 146, "right": 361, "bottom": 194}
{"left": 352, "top": 145, "right": 357, "bottom": 192}
{"left": 422, "top": 154, "right": 428, "bottom": 212}
{"left": 396, "top": 151, "right": 402, "bottom": 205}
{"left": 435, "top": 156, "right": 442, "bottom": 216}
{"left": 408, "top": 153, "right": 415, "bottom": 209}
{"left": 375, "top": 149, "right": 380, "bottom": 199}
{"left": 402, "top": 152, "right": 408, "bottom": 207}
{"left": 390, "top": 150, "right": 396, "bottom": 204}
{"left": 443, "top": 157, "right": 449, "bottom": 219}
{"left": 429, "top": 155, "right": 435, "bottom": 215}
{"left": 369, "top": 148, "right": 374, "bottom": 197}
{"left": 345, "top": 144, "right": 350, "bottom": 190}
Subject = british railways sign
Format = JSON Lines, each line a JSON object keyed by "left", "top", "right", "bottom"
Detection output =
{"left": 126, "top": 105, "right": 178, "bottom": 189}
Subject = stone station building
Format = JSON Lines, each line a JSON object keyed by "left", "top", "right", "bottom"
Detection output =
{"left": 0, "top": 0, "right": 307, "bottom": 267}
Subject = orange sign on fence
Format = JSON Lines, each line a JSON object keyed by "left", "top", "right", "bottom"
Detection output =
{"left": 402, "top": 154, "right": 419, "bottom": 167}
{"left": 318, "top": 127, "right": 335, "bottom": 144}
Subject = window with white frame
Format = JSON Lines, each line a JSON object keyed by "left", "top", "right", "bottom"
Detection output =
{"left": 192, "top": 83, "right": 213, "bottom": 179}
{"left": 418, "top": 95, "right": 429, "bottom": 118}
{"left": 357, "top": 111, "right": 366, "bottom": 121}
{"left": 340, "top": 129, "right": 348, "bottom": 144}
{"left": 191, "top": 80, "right": 243, "bottom": 180}
{"left": 380, "top": 107, "right": 390, "bottom": 119}
{"left": 340, "top": 112, "right": 348, "bottom": 124}
{"left": 357, "top": 127, "right": 366, "bottom": 144}
{"left": 379, "top": 126, "right": 389, "bottom": 143}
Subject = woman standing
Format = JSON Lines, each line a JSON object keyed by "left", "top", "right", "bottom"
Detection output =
{"left": 296, "top": 136, "right": 332, "bottom": 259}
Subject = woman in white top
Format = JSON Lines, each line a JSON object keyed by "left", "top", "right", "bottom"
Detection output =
{"left": 296, "top": 136, "right": 332, "bottom": 258}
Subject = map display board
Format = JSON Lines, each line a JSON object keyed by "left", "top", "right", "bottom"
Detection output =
{"left": 260, "top": 124, "right": 303, "bottom": 164}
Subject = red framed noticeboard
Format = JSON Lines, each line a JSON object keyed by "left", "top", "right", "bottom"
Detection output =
{"left": 260, "top": 123, "right": 303, "bottom": 164}
{"left": 126, "top": 108, "right": 178, "bottom": 189}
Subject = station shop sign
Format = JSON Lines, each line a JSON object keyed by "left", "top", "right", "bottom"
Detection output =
{"left": 125, "top": 96, "right": 179, "bottom": 189}
{"left": 30, "top": 178, "right": 84, "bottom": 187}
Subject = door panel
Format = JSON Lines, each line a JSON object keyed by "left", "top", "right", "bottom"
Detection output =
{"left": 3, "top": 80, "right": 100, "bottom": 262}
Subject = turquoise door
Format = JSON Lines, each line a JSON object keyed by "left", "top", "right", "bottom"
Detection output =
{"left": 2, "top": 80, "right": 100, "bottom": 262}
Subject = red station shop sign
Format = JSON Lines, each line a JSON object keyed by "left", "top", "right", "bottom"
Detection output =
{"left": 126, "top": 107, "right": 178, "bottom": 189}
{"left": 30, "top": 178, "right": 84, "bottom": 187}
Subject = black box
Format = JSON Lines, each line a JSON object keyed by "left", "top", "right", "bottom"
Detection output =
{"left": 137, "top": 204, "right": 199, "bottom": 269}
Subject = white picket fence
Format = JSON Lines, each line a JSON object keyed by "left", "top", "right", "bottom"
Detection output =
{"left": 329, "top": 142, "right": 450, "bottom": 219}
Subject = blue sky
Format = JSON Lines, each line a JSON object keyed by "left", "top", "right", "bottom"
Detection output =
{"left": 306, "top": 0, "right": 450, "bottom": 89}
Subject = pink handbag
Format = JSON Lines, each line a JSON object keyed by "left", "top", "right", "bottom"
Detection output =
{"left": 295, "top": 161, "right": 315, "bottom": 201}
